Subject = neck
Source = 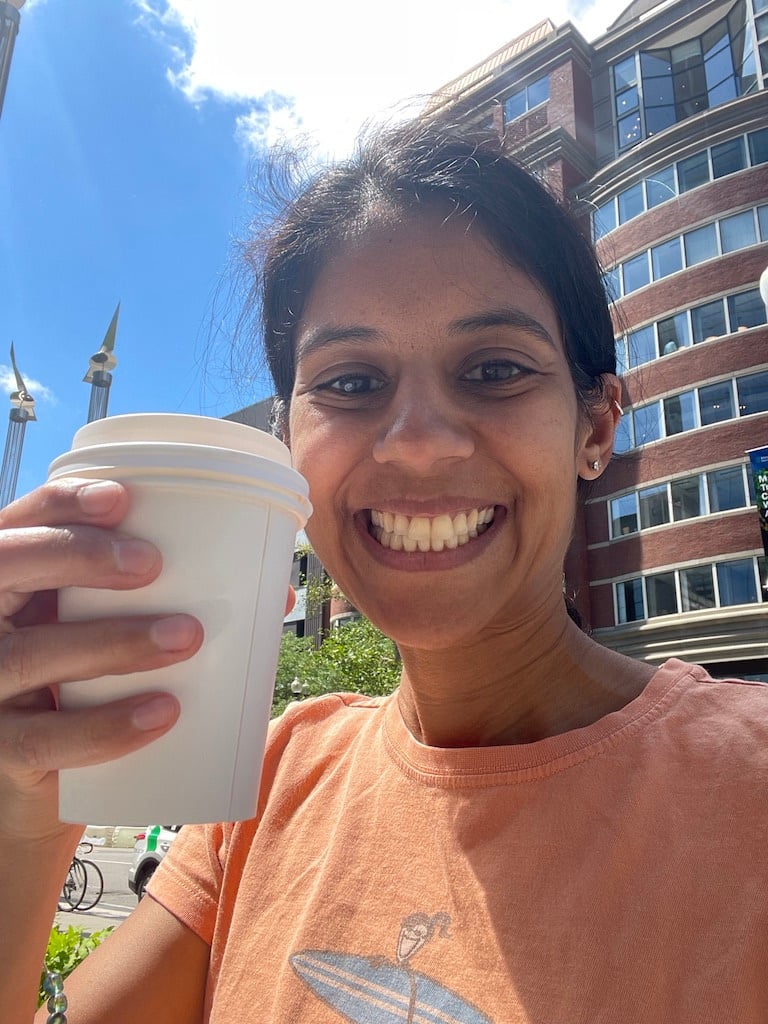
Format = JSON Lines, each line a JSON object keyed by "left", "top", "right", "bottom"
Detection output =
{"left": 396, "top": 606, "right": 654, "bottom": 748}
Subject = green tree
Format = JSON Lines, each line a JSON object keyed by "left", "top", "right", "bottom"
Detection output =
{"left": 272, "top": 618, "right": 400, "bottom": 717}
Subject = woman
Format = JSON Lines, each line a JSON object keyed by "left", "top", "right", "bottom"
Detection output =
{"left": 3, "top": 119, "right": 767, "bottom": 1023}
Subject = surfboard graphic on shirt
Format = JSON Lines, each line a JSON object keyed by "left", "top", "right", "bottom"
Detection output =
{"left": 290, "top": 912, "right": 494, "bottom": 1023}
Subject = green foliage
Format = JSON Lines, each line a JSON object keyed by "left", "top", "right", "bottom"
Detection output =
{"left": 38, "top": 925, "right": 114, "bottom": 1007}
{"left": 272, "top": 618, "right": 401, "bottom": 717}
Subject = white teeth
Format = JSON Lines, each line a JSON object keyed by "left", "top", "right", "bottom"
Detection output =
{"left": 431, "top": 515, "right": 455, "bottom": 542}
{"left": 394, "top": 514, "right": 409, "bottom": 536}
{"left": 369, "top": 505, "right": 496, "bottom": 553}
{"left": 407, "top": 517, "right": 431, "bottom": 542}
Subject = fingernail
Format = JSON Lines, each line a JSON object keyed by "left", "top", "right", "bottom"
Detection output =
{"left": 132, "top": 696, "right": 179, "bottom": 732}
{"left": 77, "top": 480, "right": 122, "bottom": 515}
{"left": 113, "top": 539, "right": 160, "bottom": 574}
{"left": 150, "top": 614, "right": 199, "bottom": 652}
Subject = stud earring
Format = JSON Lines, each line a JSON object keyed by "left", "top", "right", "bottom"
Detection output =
{"left": 590, "top": 459, "right": 601, "bottom": 471}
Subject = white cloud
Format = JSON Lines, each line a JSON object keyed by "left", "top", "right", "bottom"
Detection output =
{"left": 0, "top": 366, "right": 56, "bottom": 404}
{"left": 135, "top": 0, "right": 625, "bottom": 157}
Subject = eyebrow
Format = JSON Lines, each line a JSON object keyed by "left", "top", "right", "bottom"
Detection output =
{"left": 448, "top": 307, "right": 558, "bottom": 348}
{"left": 295, "top": 324, "right": 384, "bottom": 362}
{"left": 295, "top": 305, "right": 557, "bottom": 361}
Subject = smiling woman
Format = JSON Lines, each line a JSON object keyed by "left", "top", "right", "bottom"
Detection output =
{"left": 2, "top": 117, "right": 767, "bottom": 1024}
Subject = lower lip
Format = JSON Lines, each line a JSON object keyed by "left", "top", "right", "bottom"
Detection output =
{"left": 355, "top": 507, "right": 506, "bottom": 572}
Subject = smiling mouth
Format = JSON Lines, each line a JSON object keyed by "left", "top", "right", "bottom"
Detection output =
{"left": 367, "top": 507, "right": 496, "bottom": 553}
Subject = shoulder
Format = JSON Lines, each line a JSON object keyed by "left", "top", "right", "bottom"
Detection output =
{"left": 651, "top": 658, "right": 768, "bottom": 759}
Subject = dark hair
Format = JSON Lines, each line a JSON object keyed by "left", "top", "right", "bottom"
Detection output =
{"left": 246, "top": 116, "right": 616, "bottom": 431}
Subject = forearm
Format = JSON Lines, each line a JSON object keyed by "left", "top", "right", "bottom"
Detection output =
{"left": 0, "top": 825, "right": 81, "bottom": 1023}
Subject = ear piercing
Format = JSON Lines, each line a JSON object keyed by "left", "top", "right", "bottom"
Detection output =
{"left": 590, "top": 459, "right": 601, "bottom": 471}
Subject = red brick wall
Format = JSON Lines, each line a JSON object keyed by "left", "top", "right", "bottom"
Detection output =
{"left": 613, "top": 248, "right": 768, "bottom": 335}
{"left": 596, "top": 165, "right": 768, "bottom": 266}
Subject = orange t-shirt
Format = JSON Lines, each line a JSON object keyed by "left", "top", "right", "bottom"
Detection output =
{"left": 150, "top": 659, "right": 768, "bottom": 1022}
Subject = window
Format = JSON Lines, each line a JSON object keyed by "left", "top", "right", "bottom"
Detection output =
{"left": 646, "top": 167, "right": 677, "bottom": 207}
{"left": 708, "top": 466, "right": 746, "bottom": 511}
{"left": 634, "top": 401, "right": 663, "bottom": 444}
{"left": 611, "top": 493, "right": 639, "bottom": 537}
{"left": 652, "top": 237, "right": 683, "bottom": 279}
{"left": 504, "top": 76, "right": 549, "bottom": 123}
{"left": 699, "top": 380, "right": 735, "bottom": 425}
{"left": 680, "top": 565, "right": 715, "bottom": 611}
{"left": 664, "top": 391, "right": 697, "bottom": 435}
{"left": 671, "top": 476, "right": 703, "bottom": 520}
{"left": 728, "top": 289, "right": 765, "bottom": 330}
{"left": 602, "top": 266, "right": 621, "bottom": 301}
{"left": 526, "top": 76, "right": 549, "bottom": 108}
{"left": 617, "top": 578, "right": 644, "bottom": 622}
{"left": 658, "top": 312, "right": 690, "bottom": 354}
{"left": 720, "top": 209, "right": 756, "bottom": 252}
{"left": 717, "top": 558, "right": 757, "bottom": 605}
{"left": 627, "top": 325, "right": 657, "bottom": 367}
{"left": 677, "top": 151, "right": 710, "bottom": 192}
{"left": 691, "top": 299, "right": 727, "bottom": 342}
{"left": 639, "top": 484, "right": 670, "bottom": 528}
{"left": 613, "top": 413, "right": 633, "bottom": 453}
{"left": 618, "top": 183, "right": 644, "bottom": 223}
{"left": 758, "top": 205, "right": 768, "bottom": 239}
{"left": 646, "top": 571, "right": 678, "bottom": 616}
{"left": 748, "top": 127, "right": 768, "bottom": 164}
{"left": 711, "top": 136, "right": 747, "bottom": 177}
{"left": 737, "top": 370, "right": 768, "bottom": 415}
{"left": 593, "top": 199, "right": 617, "bottom": 240}
{"left": 623, "top": 252, "right": 650, "bottom": 293}
{"left": 684, "top": 223, "right": 718, "bottom": 265}
{"left": 612, "top": 4, "right": 758, "bottom": 153}
{"left": 614, "top": 55, "right": 638, "bottom": 91}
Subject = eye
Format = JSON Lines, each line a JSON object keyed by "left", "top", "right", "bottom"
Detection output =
{"left": 315, "top": 373, "right": 386, "bottom": 395}
{"left": 461, "top": 359, "right": 527, "bottom": 383}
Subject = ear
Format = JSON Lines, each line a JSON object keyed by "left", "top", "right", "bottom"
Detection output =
{"left": 578, "top": 375, "right": 623, "bottom": 481}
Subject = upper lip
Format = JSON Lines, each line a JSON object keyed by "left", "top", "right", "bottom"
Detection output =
{"left": 361, "top": 499, "right": 501, "bottom": 517}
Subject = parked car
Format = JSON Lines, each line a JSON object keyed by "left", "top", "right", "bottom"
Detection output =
{"left": 128, "top": 824, "right": 182, "bottom": 900}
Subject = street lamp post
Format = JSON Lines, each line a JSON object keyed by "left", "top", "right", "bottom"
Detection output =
{"left": 83, "top": 303, "right": 120, "bottom": 423}
{"left": 0, "top": 0, "right": 25, "bottom": 120}
{"left": 0, "top": 342, "right": 35, "bottom": 509}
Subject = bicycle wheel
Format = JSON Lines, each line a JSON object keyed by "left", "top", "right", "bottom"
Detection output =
{"left": 77, "top": 858, "right": 104, "bottom": 911}
{"left": 57, "top": 858, "right": 87, "bottom": 911}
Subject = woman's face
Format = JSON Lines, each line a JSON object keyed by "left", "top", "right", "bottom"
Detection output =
{"left": 288, "top": 210, "right": 609, "bottom": 648}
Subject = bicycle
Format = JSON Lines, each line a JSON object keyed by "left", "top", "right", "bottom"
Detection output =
{"left": 57, "top": 841, "right": 104, "bottom": 912}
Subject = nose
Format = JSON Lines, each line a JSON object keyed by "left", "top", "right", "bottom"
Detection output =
{"left": 372, "top": 379, "right": 475, "bottom": 471}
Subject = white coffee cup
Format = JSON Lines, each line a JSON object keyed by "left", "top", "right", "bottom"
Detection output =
{"left": 48, "top": 413, "right": 312, "bottom": 825}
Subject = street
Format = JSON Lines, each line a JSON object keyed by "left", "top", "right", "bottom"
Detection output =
{"left": 54, "top": 847, "right": 138, "bottom": 934}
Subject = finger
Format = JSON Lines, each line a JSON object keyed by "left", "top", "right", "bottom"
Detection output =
{"left": 3, "top": 692, "right": 181, "bottom": 774}
{"left": 0, "top": 524, "right": 161, "bottom": 604}
{"left": 0, "top": 614, "right": 203, "bottom": 701}
{"left": 0, "top": 477, "right": 130, "bottom": 531}
{"left": 285, "top": 586, "right": 296, "bottom": 615}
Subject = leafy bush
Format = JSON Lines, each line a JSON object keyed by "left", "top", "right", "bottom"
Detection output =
{"left": 272, "top": 618, "right": 401, "bottom": 717}
{"left": 38, "top": 925, "right": 113, "bottom": 1008}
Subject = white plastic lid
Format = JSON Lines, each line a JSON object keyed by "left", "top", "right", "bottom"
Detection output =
{"left": 67, "top": 413, "right": 292, "bottom": 465}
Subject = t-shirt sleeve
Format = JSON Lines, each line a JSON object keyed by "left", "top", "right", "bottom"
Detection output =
{"left": 147, "top": 821, "right": 230, "bottom": 946}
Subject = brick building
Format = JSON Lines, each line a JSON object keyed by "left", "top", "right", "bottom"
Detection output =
{"left": 431, "top": 0, "right": 768, "bottom": 678}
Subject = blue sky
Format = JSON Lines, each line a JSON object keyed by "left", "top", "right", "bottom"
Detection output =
{"left": 0, "top": 0, "right": 619, "bottom": 497}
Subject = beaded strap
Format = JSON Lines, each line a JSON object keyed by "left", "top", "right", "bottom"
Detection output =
{"left": 42, "top": 970, "right": 68, "bottom": 1024}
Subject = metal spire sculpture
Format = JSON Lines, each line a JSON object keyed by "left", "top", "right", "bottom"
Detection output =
{"left": 0, "top": 341, "right": 36, "bottom": 509}
{"left": 83, "top": 302, "right": 119, "bottom": 422}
